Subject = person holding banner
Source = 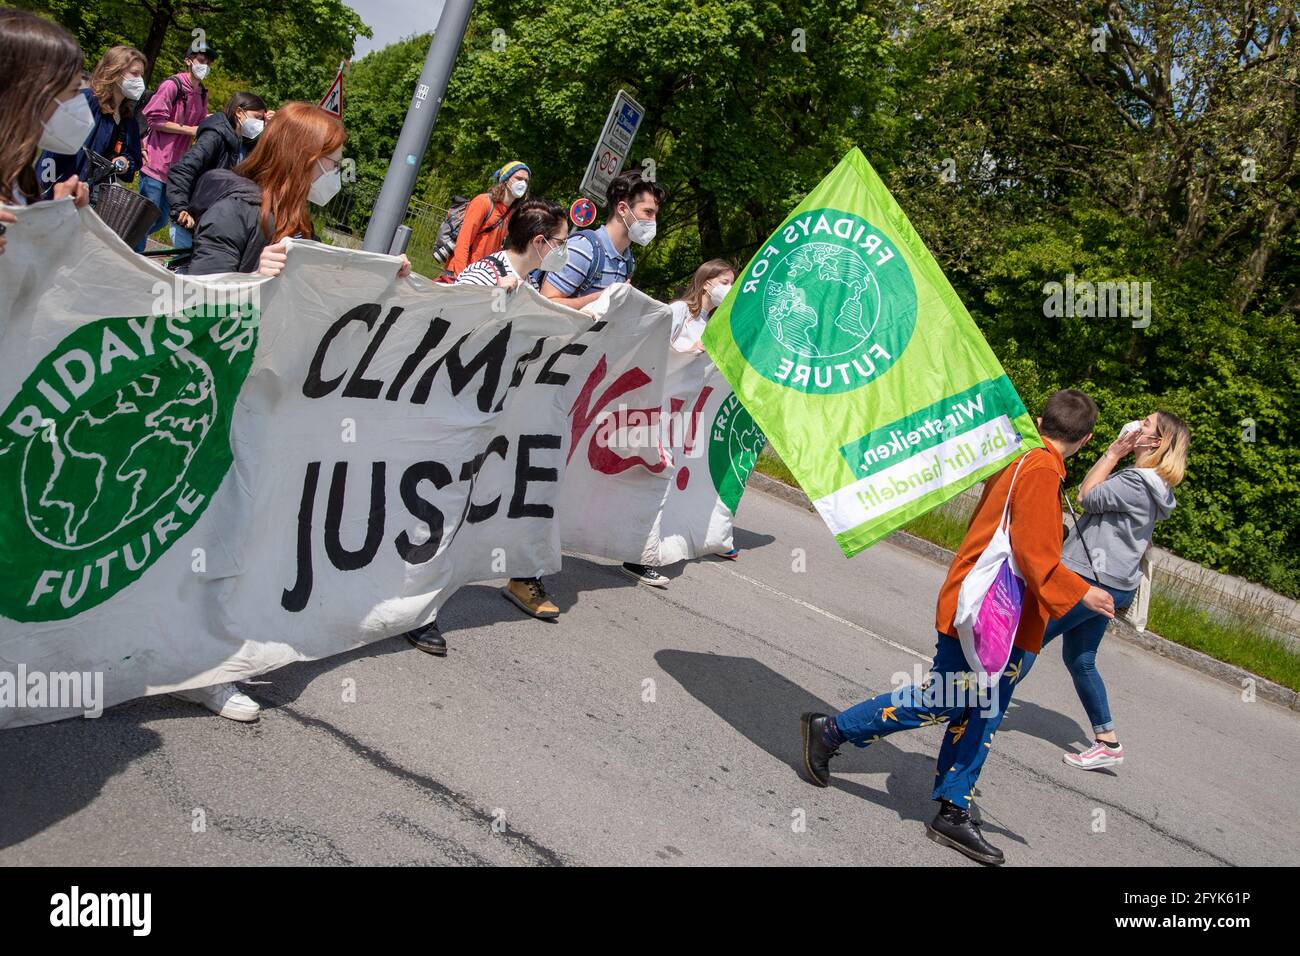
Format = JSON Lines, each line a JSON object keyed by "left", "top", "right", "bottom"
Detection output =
{"left": 186, "top": 102, "right": 408, "bottom": 282}
{"left": 0, "top": 8, "right": 91, "bottom": 221}
{"left": 444, "top": 160, "right": 531, "bottom": 277}
{"left": 800, "top": 389, "right": 1117, "bottom": 865}
{"left": 401, "top": 197, "right": 573, "bottom": 655}
{"left": 541, "top": 168, "right": 663, "bottom": 312}
{"left": 542, "top": 168, "right": 671, "bottom": 587}
{"left": 669, "top": 259, "right": 735, "bottom": 353}
{"left": 1019, "top": 410, "right": 1189, "bottom": 771}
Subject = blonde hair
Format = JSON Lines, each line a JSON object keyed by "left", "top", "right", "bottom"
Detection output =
{"left": 1136, "top": 410, "right": 1190, "bottom": 487}
{"left": 676, "top": 258, "right": 737, "bottom": 316}
{"left": 90, "top": 45, "right": 146, "bottom": 116}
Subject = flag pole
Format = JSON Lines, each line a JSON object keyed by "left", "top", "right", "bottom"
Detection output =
{"left": 362, "top": 0, "right": 476, "bottom": 254}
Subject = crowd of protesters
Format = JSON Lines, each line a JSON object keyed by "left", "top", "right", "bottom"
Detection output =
{"left": 1, "top": 7, "right": 1195, "bottom": 866}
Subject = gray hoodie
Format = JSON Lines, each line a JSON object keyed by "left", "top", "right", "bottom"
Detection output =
{"left": 1062, "top": 467, "right": 1176, "bottom": 590}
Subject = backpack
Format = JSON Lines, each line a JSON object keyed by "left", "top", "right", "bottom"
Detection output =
{"left": 433, "top": 195, "right": 510, "bottom": 266}
{"left": 537, "top": 228, "right": 635, "bottom": 295}
{"left": 136, "top": 75, "right": 207, "bottom": 138}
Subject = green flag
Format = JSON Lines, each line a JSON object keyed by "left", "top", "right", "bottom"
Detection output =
{"left": 702, "top": 148, "right": 1041, "bottom": 557}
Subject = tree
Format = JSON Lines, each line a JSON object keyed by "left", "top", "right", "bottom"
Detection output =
{"left": 15, "top": 0, "right": 370, "bottom": 102}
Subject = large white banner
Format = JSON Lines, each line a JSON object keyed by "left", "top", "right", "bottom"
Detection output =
{"left": 0, "top": 202, "right": 756, "bottom": 727}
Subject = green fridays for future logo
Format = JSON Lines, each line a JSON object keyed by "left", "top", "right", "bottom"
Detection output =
{"left": 729, "top": 208, "right": 918, "bottom": 394}
{"left": 0, "top": 306, "right": 257, "bottom": 622}
{"left": 708, "top": 393, "right": 765, "bottom": 512}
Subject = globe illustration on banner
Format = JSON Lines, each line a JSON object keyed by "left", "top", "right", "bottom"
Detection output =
{"left": 22, "top": 351, "right": 217, "bottom": 551}
{"left": 763, "top": 242, "right": 879, "bottom": 359}
{"left": 727, "top": 208, "right": 918, "bottom": 395}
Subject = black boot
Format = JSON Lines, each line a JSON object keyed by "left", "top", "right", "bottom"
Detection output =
{"left": 927, "top": 800, "right": 1004, "bottom": 865}
{"left": 404, "top": 622, "right": 447, "bottom": 657}
{"left": 800, "top": 712, "right": 839, "bottom": 787}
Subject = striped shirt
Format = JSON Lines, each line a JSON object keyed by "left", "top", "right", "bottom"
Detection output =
{"left": 543, "top": 226, "right": 633, "bottom": 296}
{"left": 454, "top": 251, "right": 540, "bottom": 289}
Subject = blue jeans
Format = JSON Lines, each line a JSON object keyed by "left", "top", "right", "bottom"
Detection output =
{"left": 1020, "top": 579, "right": 1135, "bottom": 734}
{"left": 136, "top": 173, "right": 169, "bottom": 252}
{"left": 835, "top": 633, "right": 1026, "bottom": 809}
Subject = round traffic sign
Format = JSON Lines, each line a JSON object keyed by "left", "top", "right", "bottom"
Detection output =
{"left": 570, "top": 197, "right": 597, "bottom": 228}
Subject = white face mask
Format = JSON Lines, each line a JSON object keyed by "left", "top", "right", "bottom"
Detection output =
{"left": 39, "top": 92, "right": 95, "bottom": 155}
{"left": 309, "top": 161, "right": 342, "bottom": 206}
{"left": 708, "top": 282, "right": 732, "bottom": 307}
{"left": 241, "top": 116, "right": 265, "bottom": 139}
{"left": 190, "top": 62, "right": 210, "bottom": 81}
{"left": 1119, "top": 420, "right": 1143, "bottom": 439}
{"left": 623, "top": 209, "right": 656, "bottom": 246}
{"left": 510, "top": 178, "right": 528, "bottom": 198}
{"left": 120, "top": 76, "right": 146, "bottom": 101}
{"left": 539, "top": 238, "right": 569, "bottom": 273}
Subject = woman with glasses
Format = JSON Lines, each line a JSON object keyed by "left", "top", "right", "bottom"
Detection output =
{"left": 399, "top": 197, "right": 571, "bottom": 658}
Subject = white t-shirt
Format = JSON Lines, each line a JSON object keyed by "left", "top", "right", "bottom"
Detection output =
{"left": 669, "top": 300, "right": 709, "bottom": 352}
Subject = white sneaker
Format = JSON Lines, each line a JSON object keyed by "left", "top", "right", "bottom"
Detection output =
{"left": 171, "top": 682, "right": 261, "bottom": 722}
{"left": 1064, "top": 739, "right": 1123, "bottom": 770}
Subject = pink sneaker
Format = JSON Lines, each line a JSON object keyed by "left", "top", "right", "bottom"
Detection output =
{"left": 1064, "top": 740, "right": 1124, "bottom": 770}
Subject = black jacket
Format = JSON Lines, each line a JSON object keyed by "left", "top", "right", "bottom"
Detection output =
{"left": 185, "top": 169, "right": 266, "bottom": 275}
{"left": 165, "top": 113, "right": 247, "bottom": 222}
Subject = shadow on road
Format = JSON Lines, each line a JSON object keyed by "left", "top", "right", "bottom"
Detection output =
{"left": 0, "top": 697, "right": 170, "bottom": 850}
{"left": 655, "top": 649, "right": 1026, "bottom": 847}
{"left": 999, "top": 697, "right": 1091, "bottom": 752}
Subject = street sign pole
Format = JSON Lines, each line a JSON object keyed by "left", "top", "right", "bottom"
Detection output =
{"left": 362, "top": 0, "right": 475, "bottom": 253}
{"left": 579, "top": 89, "right": 645, "bottom": 206}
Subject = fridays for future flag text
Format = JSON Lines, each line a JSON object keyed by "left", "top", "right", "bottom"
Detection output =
{"left": 703, "top": 148, "right": 1041, "bottom": 556}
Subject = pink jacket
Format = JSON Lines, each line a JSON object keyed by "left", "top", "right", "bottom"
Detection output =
{"left": 141, "top": 73, "right": 208, "bottom": 180}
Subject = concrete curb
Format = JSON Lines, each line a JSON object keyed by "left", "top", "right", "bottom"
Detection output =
{"left": 746, "top": 470, "right": 1300, "bottom": 712}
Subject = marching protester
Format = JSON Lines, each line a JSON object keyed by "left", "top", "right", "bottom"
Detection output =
{"left": 185, "top": 101, "right": 411, "bottom": 283}
{"left": 402, "top": 197, "right": 573, "bottom": 656}
{"left": 1019, "top": 410, "right": 1190, "bottom": 771}
{"left": 542, "top": 168, "right": 670, "bottom": 587}
{"left": 668, "top": 258, "right": 735, "bottom": 353}
{"left": 175, "top": 103, "right": 407, "bottom": 721}
{"left": 443, "top": 160, "right": 531, "bottom": 277}
{"left": 799, "top": 389, "right": 1118, "bottom": 865}
{"left": 138, "top": 40, "right": 214, "bottom": 251}
{"left": 165, "top": 91, "right": 267, "bottom": 255}
{"left": 0, "top": 6, "right": 90, "bottom": 237}
{"left": 668, "top": 259, "right": 740, "bottom": 559}
{"left": 37, "top": 45, "right": 146, "bottom": 201}
{"left": 540, "top": 167, "right": 662, "bottom": 311}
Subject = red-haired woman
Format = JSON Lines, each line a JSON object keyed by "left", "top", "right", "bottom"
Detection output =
{"left": 185, "top": 101, "right": 408, "bottom": 279}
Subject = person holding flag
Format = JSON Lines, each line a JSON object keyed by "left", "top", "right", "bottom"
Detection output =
{"left": 800, "top": 390, "right": 1116, "bottom": 865}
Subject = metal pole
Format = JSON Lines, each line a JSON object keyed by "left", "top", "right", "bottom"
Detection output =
{"left": 361, "top": 0, "right": 475, "bottom": 253}
{"left": 389, "top": 224, "right": 412, "bottom": 256}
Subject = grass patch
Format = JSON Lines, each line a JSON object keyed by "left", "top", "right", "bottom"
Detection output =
{"left": 1147, "top": 588, "right": 1300, "bottom": 691}
{"left": 749, "top": 443, "right": 1300, "bottom": 689}
{"left": 754, "top": 445, "right": 798, "bottom": 487}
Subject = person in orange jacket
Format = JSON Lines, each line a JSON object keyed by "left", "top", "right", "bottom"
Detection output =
{"left": 444, "top": 160, "right": 530, "bottom": 277}
{"left": 799, "top": 389, "right": 1116, "bottom": 865}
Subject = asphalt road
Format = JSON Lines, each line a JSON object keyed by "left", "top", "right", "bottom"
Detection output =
{"left": 2, "top": 486, "right": 1296, "bottom": 866}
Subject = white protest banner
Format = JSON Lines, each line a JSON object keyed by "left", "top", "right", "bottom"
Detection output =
{"left": 559, "top": 344, "right": 764, "bottom": 566}
{"left": 0, "top": 202, "right": 754, "bottom": 727}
